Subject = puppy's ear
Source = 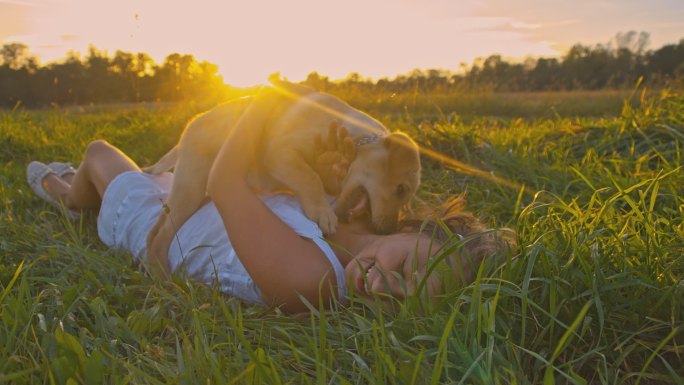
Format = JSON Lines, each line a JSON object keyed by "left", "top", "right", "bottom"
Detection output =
{"left": 383, "top": 132, "right": 420, "bottom": 167}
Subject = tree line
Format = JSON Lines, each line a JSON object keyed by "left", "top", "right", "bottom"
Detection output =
{"left": 1, "top": 31, "right": 683, "bottom": 108}
{"left": 0, "top": 45, "right": 233, "bottom": 107}
{"left": 304, "top": 32, "right": 684, "bottom": 95}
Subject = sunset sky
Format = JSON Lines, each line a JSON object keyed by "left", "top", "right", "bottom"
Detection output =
{"left": 1, "top": 0, "right": 683, "bottom": 87}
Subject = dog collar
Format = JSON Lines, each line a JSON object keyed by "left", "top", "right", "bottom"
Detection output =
{"left": 355, "top": 135, "right": 382, "bottom": 147}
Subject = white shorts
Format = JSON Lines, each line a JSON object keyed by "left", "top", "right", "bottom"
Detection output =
{"left": 97, "top": 171, "right": 173, "bottom": 261}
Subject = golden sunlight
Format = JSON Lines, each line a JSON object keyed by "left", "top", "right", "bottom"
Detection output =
{"left": 2, "top": 0, "right": 682, "bottom": 86}
{"left": 6, "top": 0, "right": 560, "bottom": 87}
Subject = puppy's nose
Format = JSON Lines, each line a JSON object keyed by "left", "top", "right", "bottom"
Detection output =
{"left": 372, "top": 217, "right": 397, "bottom": 235}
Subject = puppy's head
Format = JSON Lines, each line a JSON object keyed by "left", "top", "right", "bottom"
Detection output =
{"left": 335, "top": 132, "right": 421, "bottom": 234}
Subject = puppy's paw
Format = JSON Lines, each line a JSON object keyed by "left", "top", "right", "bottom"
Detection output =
{"left": 304, "top": 202, "right": 338, "bottom": 234}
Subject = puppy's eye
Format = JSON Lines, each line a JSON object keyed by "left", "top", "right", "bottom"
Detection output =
{"left": 396, "top": 184, "right": 407, "bottom": 198}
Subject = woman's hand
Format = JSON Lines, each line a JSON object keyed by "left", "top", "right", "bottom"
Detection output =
{"left": 312, "top": 122, "right": 356, "bottom": 195}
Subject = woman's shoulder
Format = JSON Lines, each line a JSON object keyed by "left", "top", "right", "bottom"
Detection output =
{"left": 259, "top": 193, "right": 321, "bottom": 236}
{"left": 259, "top": 193, "right": 348, "bottom": 302}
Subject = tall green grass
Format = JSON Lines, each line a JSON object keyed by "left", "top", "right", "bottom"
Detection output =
{"left": 340, "top": 89, "right": 635, "bottom": 121}
{"left": 0, "top": 90, "right": 682, "bottom": 384}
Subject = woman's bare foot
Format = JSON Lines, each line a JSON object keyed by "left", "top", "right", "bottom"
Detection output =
{"left": 26, "top": 161, "right": 81, "bottom": 219}
{"left": 42, "top": 173, "right": 71, "bottom": 203}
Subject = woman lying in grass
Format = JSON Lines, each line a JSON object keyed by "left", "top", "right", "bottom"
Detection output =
{"left": 26, "top": 118, "right": 512, "bottom": 313}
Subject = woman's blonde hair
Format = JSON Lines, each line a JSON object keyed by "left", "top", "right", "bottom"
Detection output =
{"left": 399, "top": 194, "right": 516, "bottom": 286}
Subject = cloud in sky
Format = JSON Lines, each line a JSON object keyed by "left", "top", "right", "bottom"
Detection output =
{"left": 475, "top": 0, "right": 684, "bottom": 51}
{"left": 0, "top": 0, "right": 682, "bottom": 86}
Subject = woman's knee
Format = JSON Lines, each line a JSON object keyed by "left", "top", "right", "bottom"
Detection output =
{"left": 82, "top": 139, "right": 139, "bottom": 184}
{"left": 83, "top": 140, "right": 116, "bottom": 164}
{"left": 85, "top": 140, "right": 113, "bottom": 156}
{"left": 78, "top": 140, "right": 111, "bottom": 172}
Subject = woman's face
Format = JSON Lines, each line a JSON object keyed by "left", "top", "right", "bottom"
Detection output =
{"left": 344, "top": 232, "right": 443, "bottom": 299}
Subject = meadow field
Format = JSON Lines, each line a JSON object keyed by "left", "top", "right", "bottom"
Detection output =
{"left": 0, "top": 89, "right": 682, "bottom": 384}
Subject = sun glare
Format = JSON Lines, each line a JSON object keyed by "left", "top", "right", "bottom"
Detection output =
{"left": 5, "top": 0, "right": 682, "bottom": 87}
{"left": 271, "top": 78, "right": 524, "bottom": 193}
{"left": 11, "top": 0, "right": 564, "bottom": 87}
{"left": 0, "top": 0, "right": 562, "bottom": 191}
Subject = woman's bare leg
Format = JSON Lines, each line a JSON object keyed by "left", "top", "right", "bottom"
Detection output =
{"left": 43, "top": 140, "right": 141, "bottom": 210}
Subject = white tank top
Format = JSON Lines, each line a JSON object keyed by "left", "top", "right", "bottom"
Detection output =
{"left": 166, "top": 194, "right": 348, "bottom": 305}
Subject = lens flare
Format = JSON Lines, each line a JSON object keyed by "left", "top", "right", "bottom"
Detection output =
{"left": 270, "top": 77, "right": 525, "bottom": 193}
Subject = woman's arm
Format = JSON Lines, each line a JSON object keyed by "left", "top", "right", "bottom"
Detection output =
{"left": 207, "top": 93, "right": 339, "bottom": 313}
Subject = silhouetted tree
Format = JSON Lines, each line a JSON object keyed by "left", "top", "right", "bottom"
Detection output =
{"left": 648, "top": 39, "right": 684, "bottom": 83}
{"left": 302, "top": 71, "right": 332, "bottom": 91}
{"left": 0, "top": 44, "right": 231, "bottom": 107}
{"left": 0, "top": 42, "right": 37, "bottom": 70}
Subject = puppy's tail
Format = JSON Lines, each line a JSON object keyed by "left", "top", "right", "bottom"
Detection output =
{"left": 142, "top": 146, "right": 178, "bottom": 174}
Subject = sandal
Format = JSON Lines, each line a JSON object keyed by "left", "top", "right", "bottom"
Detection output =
{"left": 26, "top": 161, "right": 81, "bottom": 220}
{"left": 48, "top": 161, "right": 76, "bottom": 178}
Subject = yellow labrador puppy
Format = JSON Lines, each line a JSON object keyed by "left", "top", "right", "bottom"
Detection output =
{"left": 145, "top": 77, "right": 421, "bottom": 262}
